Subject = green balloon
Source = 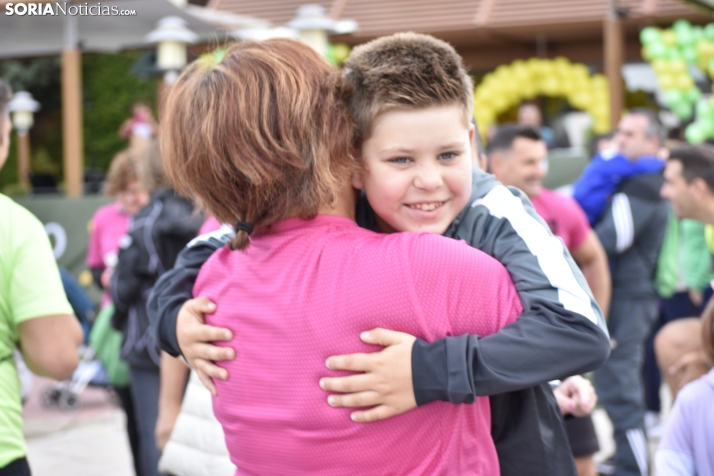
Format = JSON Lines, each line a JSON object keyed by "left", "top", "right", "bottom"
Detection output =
{"left": 673, "top": 102, "right": 694, "bottom": 121}
{"left": 640, "top": 27, "right": 661, "bottom": 45}
{"left": 664, "top": 89, "right": 685, "bottom": 107}
{"left": 682, "top": 47, "right": 699, "bottom": 64}
{"left": 674, "top": 19, "right": 693, "bottom": 34}
{"left": 693, "top": 26, "right": 704, "bottom": 42}
{"left": 676, "top": 28, "right": 695, "bottom": 45}
{"left": 685, "top": 123, "right": 707, "bottom": 144}
{"left": 686, "top": 87, "right": 703, "bottom": 104}
{"left": 647, "top": 42, "right": 667, "bottom": 59}
{"left": 705, "top": 24, "right": 714, "bottom": 42}
{"left": 665, "top": 47, "right": 682, "bottom": 60}
{"left": 701, "top": 117, "right": 714, "bottom": 135}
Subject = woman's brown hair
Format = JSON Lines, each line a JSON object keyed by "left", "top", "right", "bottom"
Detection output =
{"left": 160, "top": 39, "right": 357, "bottom": 249}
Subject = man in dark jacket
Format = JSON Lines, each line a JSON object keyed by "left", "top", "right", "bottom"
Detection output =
{"left": 584, "top": 110, "right": 670, "bottom": 476}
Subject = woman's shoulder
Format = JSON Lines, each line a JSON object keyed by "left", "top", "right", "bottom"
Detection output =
{"left": 390, "top": 232, "right": 502, "bottom": 277}
{"left": 677, "top": 369, "right": 714, "bottom": 405}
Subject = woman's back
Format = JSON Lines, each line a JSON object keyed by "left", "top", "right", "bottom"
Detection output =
{"left": 196, "top": 215, "right": 522, "bottom": 475}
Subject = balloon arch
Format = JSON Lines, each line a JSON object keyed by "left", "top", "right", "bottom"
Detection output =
{"left": 640, "top": 19, "right": 714, "bottom": 144}
{"left": 473, "top": 57, "right": 611, "bottom": 138}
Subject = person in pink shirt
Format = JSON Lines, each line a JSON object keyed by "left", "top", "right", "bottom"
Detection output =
{"left": 160, "top": 39, "right": 523, "bottom": 475}
{"left": 87, "top": 149, "right": 149, "bottom": 305}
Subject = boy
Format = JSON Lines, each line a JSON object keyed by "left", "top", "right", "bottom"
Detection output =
{"left": 148, "top": 33, "right": 609, "bottom": 475}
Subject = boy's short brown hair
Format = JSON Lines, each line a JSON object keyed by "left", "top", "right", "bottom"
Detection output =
{"left": 343, "top": 32, "right": 473, "bottom": 147}
{"left": 160, "top": 39, "right": 356, "bottom": 250}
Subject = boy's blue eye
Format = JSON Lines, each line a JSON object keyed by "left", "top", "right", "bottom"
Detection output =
{"left": 439, "top": 152, "right": 457, "bottom": 160}
{"left": 389, "top": 157, "right": 411, "bottom": 164}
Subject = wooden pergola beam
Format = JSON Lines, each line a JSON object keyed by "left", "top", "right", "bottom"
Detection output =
{"left": 604, "top": 0, "right": 624, "bottom": 130}
{"left": 62, "top": 5, "right": 84, "bottom": 196}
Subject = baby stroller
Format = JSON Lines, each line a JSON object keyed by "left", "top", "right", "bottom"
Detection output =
{"left": 41, "top": 268, "right": 117, "bottom": 412}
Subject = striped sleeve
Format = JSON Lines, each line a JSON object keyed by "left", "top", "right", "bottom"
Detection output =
{"left": 412, "top": 178, "right": 611, "bottom": 403}
{"left": 472, "top": 185, "right": 599, "bottom": 325}
{"left": 611, "top": 193, "right": 635, "bottom": 253}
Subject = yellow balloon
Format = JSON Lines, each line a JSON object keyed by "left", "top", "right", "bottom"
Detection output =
{"left": 675, "top": 74, "right": 694, "bottom": 90}
{"left": 658, "top": 74, "right": 676, "bottom": 89}
{"left": 662, "top": 30, "right": 677, "bottom": 46}
{"left": 332, "top": 43, "right": 351, "bottom": 64}
{"left": 651, "top": 59, "right": 669, "bottom": 74}
{"left": 670, "top": 59, "right": 687, "bottom": 74}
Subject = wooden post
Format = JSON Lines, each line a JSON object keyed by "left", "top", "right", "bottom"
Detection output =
{"left": 17, "top": 131, "right": 30, "bottom": 186}
{"left": 62, "top": 48, "right": 83, "bottom": 196}
{"left": 604, "top": 0, "right": 624, "bottom": 129}
{"left": 62, "top": 7, "right": 83, "bottom": 196}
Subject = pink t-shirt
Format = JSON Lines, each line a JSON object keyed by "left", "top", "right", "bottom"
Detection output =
{"left": 86, "top": 202, "right": 131, "bottom": 305}
{"left": 86, "top": 202, "right": 131, "bottom": 269}
{"left": 195, "top": 215, "right": 523, "bottom": 475}
{"left": 530, "top": 188, "right": 590, "bottom": 251}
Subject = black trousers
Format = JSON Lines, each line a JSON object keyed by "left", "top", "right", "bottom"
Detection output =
{"left": 0, "top": 458, "right": 31, "bottom": 476}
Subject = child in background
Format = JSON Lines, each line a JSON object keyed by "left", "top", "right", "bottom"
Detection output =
{"left": 87, "top": 150, "right": 148, "bottom": 306}
{"left": 655, "top": 297, "right": 714, "bottom": 475}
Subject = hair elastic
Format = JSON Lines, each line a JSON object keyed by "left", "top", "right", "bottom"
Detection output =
{"left": 235, "top": 221, "right": 254, "bottom": 235}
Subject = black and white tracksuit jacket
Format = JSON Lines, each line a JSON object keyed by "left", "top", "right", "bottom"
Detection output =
{"left": 111, "top": 188, "right": 204, "bottom": 370}
{"left": 147, "top": 169, "right": 610, "bottom": 475}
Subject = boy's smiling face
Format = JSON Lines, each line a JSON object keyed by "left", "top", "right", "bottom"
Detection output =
{"left": 354, "top": 105, "right": 474, "bottom": 235}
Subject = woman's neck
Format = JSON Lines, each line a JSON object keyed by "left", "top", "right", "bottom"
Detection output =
{"left": 316, "top": 185, "right": 357, "bottom": 221}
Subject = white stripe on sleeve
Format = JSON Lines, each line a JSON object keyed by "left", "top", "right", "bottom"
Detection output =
{"left": 187, "top": 223, "right": 235, "bottom": 248}
{"left": 627, "top": 428, "right": 649, "bottom": 476}
{"left": 612, "top": 193, "right": 634, "bottom": 253}
{"left": 473, "top": 185, "right": 598, "bottom": 325}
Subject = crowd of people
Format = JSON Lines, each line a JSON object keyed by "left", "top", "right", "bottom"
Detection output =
{"left": 1, "top": 31, "right": 713, "bottom": 476}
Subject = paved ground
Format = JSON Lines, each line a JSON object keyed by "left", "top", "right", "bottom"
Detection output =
{"left": 23, "top": 375, "right": 133, "bottom": 476}
{"left": 22, "top": 374, "right": 670, "bottom": 476}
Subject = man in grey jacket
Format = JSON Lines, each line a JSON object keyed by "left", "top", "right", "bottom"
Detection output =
{"left": 588, "top": 110, "right": 669, "bottom": 476}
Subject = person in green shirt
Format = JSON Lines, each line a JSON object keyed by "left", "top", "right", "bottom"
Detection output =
{"left": 0, "top": 80, "right": 83, "bottom": 475}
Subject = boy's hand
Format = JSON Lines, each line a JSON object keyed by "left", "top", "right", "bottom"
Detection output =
{"left": 176, "top": 297, "right": 234, "bottom": 395}
{"left": 319, "top": 328, "right": 417, "bottom": 423}
{"left": 553, "top": 375, "right": 597, "bottom": 417}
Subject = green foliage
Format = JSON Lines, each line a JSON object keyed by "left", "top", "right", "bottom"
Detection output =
{"left": 83, "top": 51, "right": 157, "bottom": 171}
{"left": 0, "top": 51, "right": 157, "bottom": 190}
{"left": 32, "top": 147, "right": 60, "bottom": 175}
